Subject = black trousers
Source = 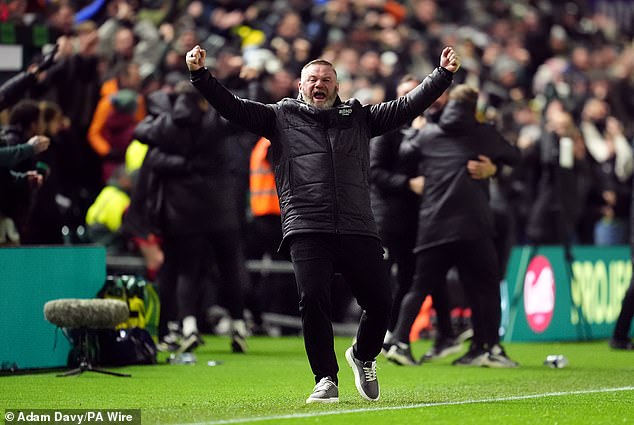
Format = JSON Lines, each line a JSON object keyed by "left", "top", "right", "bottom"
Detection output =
{"left": 288, "top": 233, "right": 392, "bottom": 384}
{"left": 613, "top": 256, "right": 634, "bottom": 340}
{"left": 161, "top": 231, "right": 247, "bottom": 323}
{"left": 245, "top": 215, "right": 284, "bottom": 325}
{"left": 392, "top": 238, "right": 501, "bottom": 348}
{"left": 381, "top": 229, "right": 454, "bottom": 338}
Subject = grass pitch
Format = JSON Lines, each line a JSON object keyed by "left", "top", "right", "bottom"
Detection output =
{"left": 1, "top": 336, "right": 633, "bottom": 424}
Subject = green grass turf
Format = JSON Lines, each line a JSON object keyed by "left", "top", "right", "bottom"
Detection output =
{"left": 1, "top": 336, "right": 633, "bottom": 424}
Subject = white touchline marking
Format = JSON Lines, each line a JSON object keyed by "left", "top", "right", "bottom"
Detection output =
{"left": 174, "top": 386, "right": 634, "bottom": 425}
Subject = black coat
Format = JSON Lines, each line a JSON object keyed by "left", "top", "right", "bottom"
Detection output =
{"left": 191, "top": 66, "right": 453, "bottom": 250}
{"left": 401, "top": 100, "right": 521, "bottom": 251}
{"left": 369, "top": 126, "right": 420, "bottom": 237}
{"left": 0, "top": 71, "right": 36, "bottom": 111}
{"left": 133, "top": 91, "right": 239, "bottom": 235}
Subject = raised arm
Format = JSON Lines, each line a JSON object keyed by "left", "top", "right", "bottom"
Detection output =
{"left": 0, "top": 72, "right": 37, "bottom": 112}
{"left": 368, "top": 47, "right": 459, "bottom": 137}
{"left": 186, "top": 45, "right": 276, "bottom": 139}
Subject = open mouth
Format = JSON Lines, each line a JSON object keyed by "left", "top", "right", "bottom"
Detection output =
{"left": 313, "top": 91, "right": 327, "bottom": 101}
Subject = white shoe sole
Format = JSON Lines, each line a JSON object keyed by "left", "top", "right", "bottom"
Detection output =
{"left": 385, "top": 346, "right": 418, "bottom": 366}
{"left": 483, "top": 356, "right": 519, "bottom": 368}
{"left": 423, "top": 342, "right": 464, "bottom": 361}
{"left": 306, "top": 397, "right": 339, "bottom": 404}
{"left": 452, "top": 354, "right": 489, "bottom": 367}
{"left": 345, "top": 347, "right": 379, "bottom": 401}
{"left": 456, "top": 328, "right": 474, "bottom": 343}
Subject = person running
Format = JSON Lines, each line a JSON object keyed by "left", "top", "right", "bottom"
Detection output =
{"left": 185, "top": 44, "right": 460, "bottom": 402}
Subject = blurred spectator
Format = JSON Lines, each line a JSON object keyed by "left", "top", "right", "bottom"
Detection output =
{"left": 119, "top": 139, "right": 164, "bottom": 280}
{"left": 386, "top": 84, "right": 520, "bottom": 367}
{"left": 97, "top": 0, "right": 165, "bottom": 81}
{"left": 524, "top": 100, "right": 594, "bottom": 244}
{"left": 0, "top": 100, "right": 49, "bottom": 242}
{"left": 370, "top": 77, "right": 464, "bottom": 361}
{"left": 370, "top": 76, "right": 424, "bottom": 355}
{"left": 88, "top": 62, "right": 146, "bottom": 182}
{"left": 20, "top": 101, "right": 69, "bottom": 244}
{"left": 211, "top": 48, "right": 262, "bottom": 244}
{"left": 134, "top": 81, "right": 249, "bottom": 354}
{"left": 85, "top": 165, "right": 133, "bottom": 250}
{"left": 31, "top": 26, "right": 103, "bottom": 216}
{"left": 47, "top": 3, "right": 76, "bottom": 39}
{"left": 245, "top": 136, "right": 294, "bottom": 335}
{"left": 580, "top": 98, "right": 633, "bottom": 245}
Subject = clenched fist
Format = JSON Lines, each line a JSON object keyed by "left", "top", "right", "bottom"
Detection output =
{"left": 439, "top": 47, "right": 460, "bottom": 74}
{"left": 185, "top": 45, "right": 206, "bottom": 71}
{"left": 27, "top": 135, "right": 50, "bottom": 154}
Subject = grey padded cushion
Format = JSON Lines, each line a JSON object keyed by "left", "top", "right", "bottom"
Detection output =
{"left": 44, "top": 298, "right": 129, "bottom": 329}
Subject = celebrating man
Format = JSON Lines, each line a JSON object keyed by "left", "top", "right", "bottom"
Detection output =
{"left": 186, "top": 45, "right": 459, "bottom": 403}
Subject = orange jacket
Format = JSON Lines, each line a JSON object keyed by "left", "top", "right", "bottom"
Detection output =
{"left": 88, "top": 79, "right": 146, "bottom": 157}
{"left": 250, "top": 137, "right": 280, "bottom": 216}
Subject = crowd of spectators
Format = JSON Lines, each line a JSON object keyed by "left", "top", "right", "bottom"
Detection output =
{"left": 1, "top": 0, "right": 633, "bottom": 254}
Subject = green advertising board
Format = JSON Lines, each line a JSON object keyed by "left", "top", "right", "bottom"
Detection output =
{"left": 0, "top": 246, "right": 106, "bottom": 370}
{"left": 503, "top": 245, "right": 631, "bottom": 342}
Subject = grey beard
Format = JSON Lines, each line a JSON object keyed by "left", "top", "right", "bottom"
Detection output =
{"left": 302, "top": 93, "right": 337, "bottom": 109}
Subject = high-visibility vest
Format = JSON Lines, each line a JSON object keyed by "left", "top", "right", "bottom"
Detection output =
{"left": 249, "top": 137, "right": 280, "bottom": 216}
{"left": 125, "top": 139, "right": 148, "bottom": 173}
{"left": 85, "top": 186, "right": 131, "bottom": 232}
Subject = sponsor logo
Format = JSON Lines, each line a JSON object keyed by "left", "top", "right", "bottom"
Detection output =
{"left": 338, "top": 107, "right": 352, "bottom": 116}
{"left": 570, "top": 259, "right": 632, "bottom": 325}
{"left": 523, "top": 255, "right": 555, "bottom": 333}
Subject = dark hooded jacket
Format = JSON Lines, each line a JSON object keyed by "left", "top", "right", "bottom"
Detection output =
{"left": 400, "top": 99, "right": 521, "bottom": 251}
{"left": 133, "top": 90, "right": 238, "bottom": 235}
{"left": 191, "top": 66, "right": 453, "bottom": 252}
{"left": 369, "top": 126, "right": 421, "bottom": 237}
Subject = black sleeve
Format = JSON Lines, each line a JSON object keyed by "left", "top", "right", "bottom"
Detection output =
{"left": 134, "top": 115, "right": 166, "bottom": 148}
{"left": 143, "top": 148, "right": 188, "bottom": 175}
{"left": 52, "top": 55, "right": 98, "bottom": 84}
{"left": 489, "top": 127, "right": 521, "bottom": 168}
{"left": 0, "top": 72, "right": 37, "bottom": 111}
{"left": 368, "top": 67, "right": 452, "bottom": 138}
{"left": 190, "top": 68, "right": 277, "bottom": 139}
{"left": 398, "top": 129, "right": 423, "bottom": 164}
